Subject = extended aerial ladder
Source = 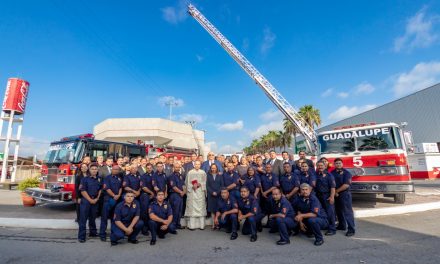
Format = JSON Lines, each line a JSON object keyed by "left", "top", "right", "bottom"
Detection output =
{"left": 187, "top": 4, "right": 318, "bottom": 153}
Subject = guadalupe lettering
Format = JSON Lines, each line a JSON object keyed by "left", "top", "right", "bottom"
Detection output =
{"left": 321, "top": 127, "right": 392, "bottom": 141}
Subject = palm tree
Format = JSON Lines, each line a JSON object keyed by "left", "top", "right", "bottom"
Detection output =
{"left": 298, "top": 105, "right": 321, "bottom": 129}
{"left": 266, "top": 131, "right": 279, "bottom": 150}
{"left": 277, "top": 130, "right": 292, "bottom": 150}
{"left": 283, "top": 117, "right": 298, "bottom": 151}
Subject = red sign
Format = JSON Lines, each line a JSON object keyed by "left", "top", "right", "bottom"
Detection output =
{"left": 2, "top": 78, "right": 30, "bottom": 114}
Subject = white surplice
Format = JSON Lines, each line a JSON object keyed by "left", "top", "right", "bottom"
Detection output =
{"left": 185, "top": 169, "right": 207, "bottom": 229}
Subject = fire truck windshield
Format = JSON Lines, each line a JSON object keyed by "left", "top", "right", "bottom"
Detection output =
{"left": 318, "top": 126, "right": 403, "bottom": 154}
{"left": 43, "top": 140, "right": 85, "bottom": 164}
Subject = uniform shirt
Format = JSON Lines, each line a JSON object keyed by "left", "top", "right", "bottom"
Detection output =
{"left": 292, "top": 194, "right": 327, "bottom": 219}
{"left": 297, "top": 171, "right": 317, "bottom": 188}
{"left": 168, "top": 172, "right": 185, "bottom": 193}
{"left": 223, "top": 170, "right": 240, "bottom": 191}
{"left": 140, "top": 172, "right": 154, "bottom": 193}
{"left": 103, "top": 174, "right": 122, "bottom": 199}
{"left": 269, "top": 196, "right": 294, "bottom": 218}
{"left": 238, "top": 196, "right": 260, "bottom": 216}
{"left": 78, "top": 176, "right": 102, "bottom": 198}
{"left": 149, "top": 200, "right": 172, "bottom": 220}
{"left": 315, "top": 172, "right": 336, "bottom": 195}
{"left": 331, "top": 168, "right": 352, "bottom": 191}
{"left": 260, "top": 173, "right": 279, "bottom": 192}
{"left": 123, "top": 173, "right": 141, "bottom": 191}
{"left": 279, "top": 172, "right": 300, "bottom": 195}
{"left": 152, "top": 171, "right": 168, "bottom": 192}
{"left": 242, "top": 174, "right": 261, "bottom": 194}
{"left": 216, "top": 196, "right": 238, "bottom": 214}
{"left": 113, "top": 200, "right": 140, "bottom": 225}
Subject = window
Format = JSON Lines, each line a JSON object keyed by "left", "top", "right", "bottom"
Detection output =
{"left": 88, "top": 143, "right": 108, "bottom": 162}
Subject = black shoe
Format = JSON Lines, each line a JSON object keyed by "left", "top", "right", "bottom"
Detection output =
{"left": 89, "top": 234, "right": 98, "bottom": 238}
{"left": 291, "top": 230, "right": 299, "bottom": 236}
{"left": 250, "top": 235, "right": 257, "bottom": 242}
{"left": 306, "top": 233, "right": 314, "bottom": 238}
{"left": 257, "top": 225, "right": 263, "bottom": 232}
{"left": 346, "top": 231, "right": 355, "bottom": 237}
{"left": 325, "top": 231, "right": 336, "bottom": 236}
{"left": 150, "top": 239, "right": 156, "bottom": 245}
{"left": 111, "top": 241, "right": 118, "bottom": 246}
{"left": 314, "top": 240, "right": 324, "bottom": 246}
{"left": 177, "top": 226, "right": 184, "bottom": 230}
{"left": 276, "top": 240, "right": 290, "bottom": 245}
{"left": 336, "top": 226, "right": 346, "bottom": 231}
{"left": 128, "top": 239, "right": 139, "bottom": 244}
{"left": 269, "top": 229, "right": 277, "bottom": 234}
{"left": 169, "top": 230, "right": 177, "bottom": 235}
{"left": 225, "top": 229, "right": 232, "bottom": 234}
{"left": 158, "top": 234, "right": 165, "bottom": 239}
{"left": 100, "top": 237, "right": 106, "bottom": 242}
{"left": 230, "top": 232, "right": 238, "bottom": 240}
{"left": 142, "top": 230, "right": 149, "bottom": 236}
{"left": 78, "top": 239, "right": 85, "bottom": 243}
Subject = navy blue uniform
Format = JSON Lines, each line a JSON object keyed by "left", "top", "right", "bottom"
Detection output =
{"left": 99, "top": 174, "right": 122, "bottom": 239}
{"left": 268, "top": 196, "right": 296, "bottom": 242}
{"left": 316, "top": 172, "right": 337, "bottom": 232}
{"left": 110, "top": 200, "right": 143, "bottom": 243}
{"left": 259, "top": 173, "right": 279, "bottom": 215}
{"left": 216, "top": 196, "right": 238, "bottom": 233}
{"left": 297, "top": 171, "right": 317, "bottom": 188}
{"left": 123, "top": 173, "right": 141, "bottom": 196}
{"left": 223, "top": 171, "right": 240, "bottom": 200}
{"left": 78, "top": 176, "right": 102, "bottom": 241}
{"left": 238, "top": 196, "right": 263, "bottom": 236}
{"left": 331, "top": 168, "right": 355, "bottom": 233}
{"left": 148, "top": 200, "right": 176, "bottom": 240}
{"left": 279, "top": 172, "right": 300, "bottom": 204}
{"left": 152, "top": 171, "right": 168, "bottom": 194}
{"left": 242, "top": 174, "right": 261, "bottom": 198}
{"left": 167, "top": 172, "right": 185, "bottom": 228}
{"left": 292, "top": 195, "right": 328, "bottom": 241}
{"left": 139, "top": 172, "right": 154, "bottom": 232}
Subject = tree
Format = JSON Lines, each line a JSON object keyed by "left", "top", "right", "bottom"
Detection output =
{"left": 298, "top": 105, "right": 321, "bottom": 129}
{"left": 283, "top": 117, "right": 298, "bottom": 151}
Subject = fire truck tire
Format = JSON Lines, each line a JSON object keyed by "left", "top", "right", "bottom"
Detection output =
{"left": 393, "top": 194, "right": 406, "bottom": 204}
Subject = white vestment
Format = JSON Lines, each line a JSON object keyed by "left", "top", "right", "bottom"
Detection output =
{"left": 185, "top": 169, "right": 207, "bottom": 229}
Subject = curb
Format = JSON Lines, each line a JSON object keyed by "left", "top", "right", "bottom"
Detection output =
{"left": 1, "top": 202, "right": 440, "bottom": 230}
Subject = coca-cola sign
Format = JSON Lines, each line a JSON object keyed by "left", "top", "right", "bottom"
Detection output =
{"left": 2, "top": 78, "right": 30, "bottom": 114}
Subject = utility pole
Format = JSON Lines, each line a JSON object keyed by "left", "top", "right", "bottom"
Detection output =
{"left": 165, "top": 100, "right": 179, "bottom": 120}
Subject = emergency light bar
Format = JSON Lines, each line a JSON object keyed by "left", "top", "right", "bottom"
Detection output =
{"left": 60, "top": 133, "right": 94, "bottom": 141}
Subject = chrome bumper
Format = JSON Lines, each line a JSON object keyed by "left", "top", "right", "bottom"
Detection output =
{"left": 351, "top": 182, "right": 414, "bottom": 193}
{"left": 25, "top": 188, "right": 73, "bottom": 203}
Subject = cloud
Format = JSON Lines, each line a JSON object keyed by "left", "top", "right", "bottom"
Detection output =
{"left": 218, "top": 145, "right": 241, "bottom": 154}
{"left": 355, "top": 82, "right": 375, "bottom": 95}
{"left": 260, "top": 109, "right": 283, "bottom": 121}
{"left": 217, "top": 120, "right": 244, "bottom": 131}
{"left": 205, "top": 141, "right": 218, "bottom": 152}
{"left": 321, "top": 88, "right": 333, "bottom": 97}
{"left": 161, "top": 0, "right": 187, "bottom": 25}
{"left": 393, "top": 6, "right": 439, "bottom": 52}
{"left": 250, "top": 120, "right": 284, "bottom": 139}
{"left": 158, "top": 96, "right": 184, "bottom": 107}
{"left": 0, "top": 136, "right": 51, "bottom": 159}
{"left": 328, "top": 105, "right": 377, "bottom": 121}
{"left": 392, "top": 61, "right": 440, "bottom": 97}
{"left": 196, "top": 54, "right": 204, "bottom": 62}
{"left": 337, "top": 92, "right": 349, "bottom": 99}
{"left": 175, "top": 113, "right": 205, "bottom": 123}
{"left": 260, "top": 26, "right": 276, "bottom": 55}
{"left": 242, "top": 38, "right": 250, "bottom": 51}
{"left": 236, "top": 140, "right": 244, "bottom": 146}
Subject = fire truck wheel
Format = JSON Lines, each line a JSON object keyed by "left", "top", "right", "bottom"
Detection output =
{"left": 393, "top": 194, "right": 406, "bottom": 204}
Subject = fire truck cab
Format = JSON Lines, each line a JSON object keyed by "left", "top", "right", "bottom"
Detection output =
{"left": 25, "top": 134, "right": 146, "bottom": 203}
{"left": 317, "top": 122, "right": 414, "bottom": 204}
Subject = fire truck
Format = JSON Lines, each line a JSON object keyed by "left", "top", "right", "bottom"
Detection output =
{"left": 188, "top": 4, "right": 414, "bottom": 204}
{"left": 317, "top": 122, "right": 414, "bottom": 203}
{"left": 25, "top": 134, "right": 147, "bottom": 202}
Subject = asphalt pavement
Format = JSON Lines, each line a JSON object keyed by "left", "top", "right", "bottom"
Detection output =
{"left": 0, "top": 209, "right": 439, "bottom": 264}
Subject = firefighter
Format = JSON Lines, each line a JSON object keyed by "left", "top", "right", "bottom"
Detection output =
{"left": 297, "top": 162, "right": 317, "bottom": 189}
{"left": 152, "top": 162, "right": 168, "bottom": 196}
{"left": 148, "top": 190, "right": 177, "bottom": 245}
{"left": 239, "top": 167, "right": 261, "bottom": 200}
{"left": 167, "top": 162, "right": 186, "bottom": 229}
{"left": 99, "top": 165, "right": 123, "bottom": 241}
{"left": 110, "top": 191, "right": 143, "bottom": 246}
{"left": 292, "top": 183, "right": 328, "bottom": 246}
{"left": 223, "top": 162, "right": 240, "bottom": 200}
{"left": 78, "top": 163, "right": 102, "bottom": 243}
{"left": 122, "top": 164, "right": 141, "bottom": 199}
{"left": 139, "top": 163, "right": 155, "bottom": 235}
{"left": 279, "top": 162, "right": 300, "bottom": 205}
{"left": 259, "top": 163, "right": 279, "bottom": 220}
{"left": 213, "top": 188, "right": 239, "bottom": 240}
{"left": 237, "top": 186, "right": 263, "bottom": 242}
{"left": 267, "top": 187, "right": 296, "bottom": 245}
{"left": 315, "top": 161, "right": 337, "bottom": 236}
{"left": 331, "top": 158, "right": 356, "bottom": 237}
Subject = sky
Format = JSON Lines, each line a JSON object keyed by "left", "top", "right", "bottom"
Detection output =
{"left": 0, "top": 0, "right": 440, "bottom": 157}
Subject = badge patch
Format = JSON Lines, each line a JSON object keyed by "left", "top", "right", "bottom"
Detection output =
{"left": 133, "top": 204, "right": 136, "bottom": 209}
{"left": 164, "top": 204, "right": 168, "bottom": 209}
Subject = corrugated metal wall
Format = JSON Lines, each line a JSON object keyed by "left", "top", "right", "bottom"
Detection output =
{"left": 317, "top": 84, "right": 440, "bottom": 143}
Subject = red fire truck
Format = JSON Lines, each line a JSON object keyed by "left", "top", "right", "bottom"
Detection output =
{"left": 25, "top": 134, "right": 148, "bottom": 202}
{"left": 317, "top": 122, "right": 414, "bottom": 204}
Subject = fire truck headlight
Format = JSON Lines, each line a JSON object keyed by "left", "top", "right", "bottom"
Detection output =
{"left": 380, "top": 168, "right": 397, "bottom": 175}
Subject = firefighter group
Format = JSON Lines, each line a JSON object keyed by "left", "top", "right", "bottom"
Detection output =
{"left": 76, "top": 150, "right": 355, "bottom": 246}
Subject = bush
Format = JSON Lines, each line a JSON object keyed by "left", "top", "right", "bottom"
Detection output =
{"left": 18, "top": 177, "right": 40, "bottom": 192}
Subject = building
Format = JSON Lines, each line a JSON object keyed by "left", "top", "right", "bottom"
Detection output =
{"left": 93, "top": 118, "right": 209, "bottom": 157}
{"left": 317, "top": 83, "right": 440, "bottom": 144}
